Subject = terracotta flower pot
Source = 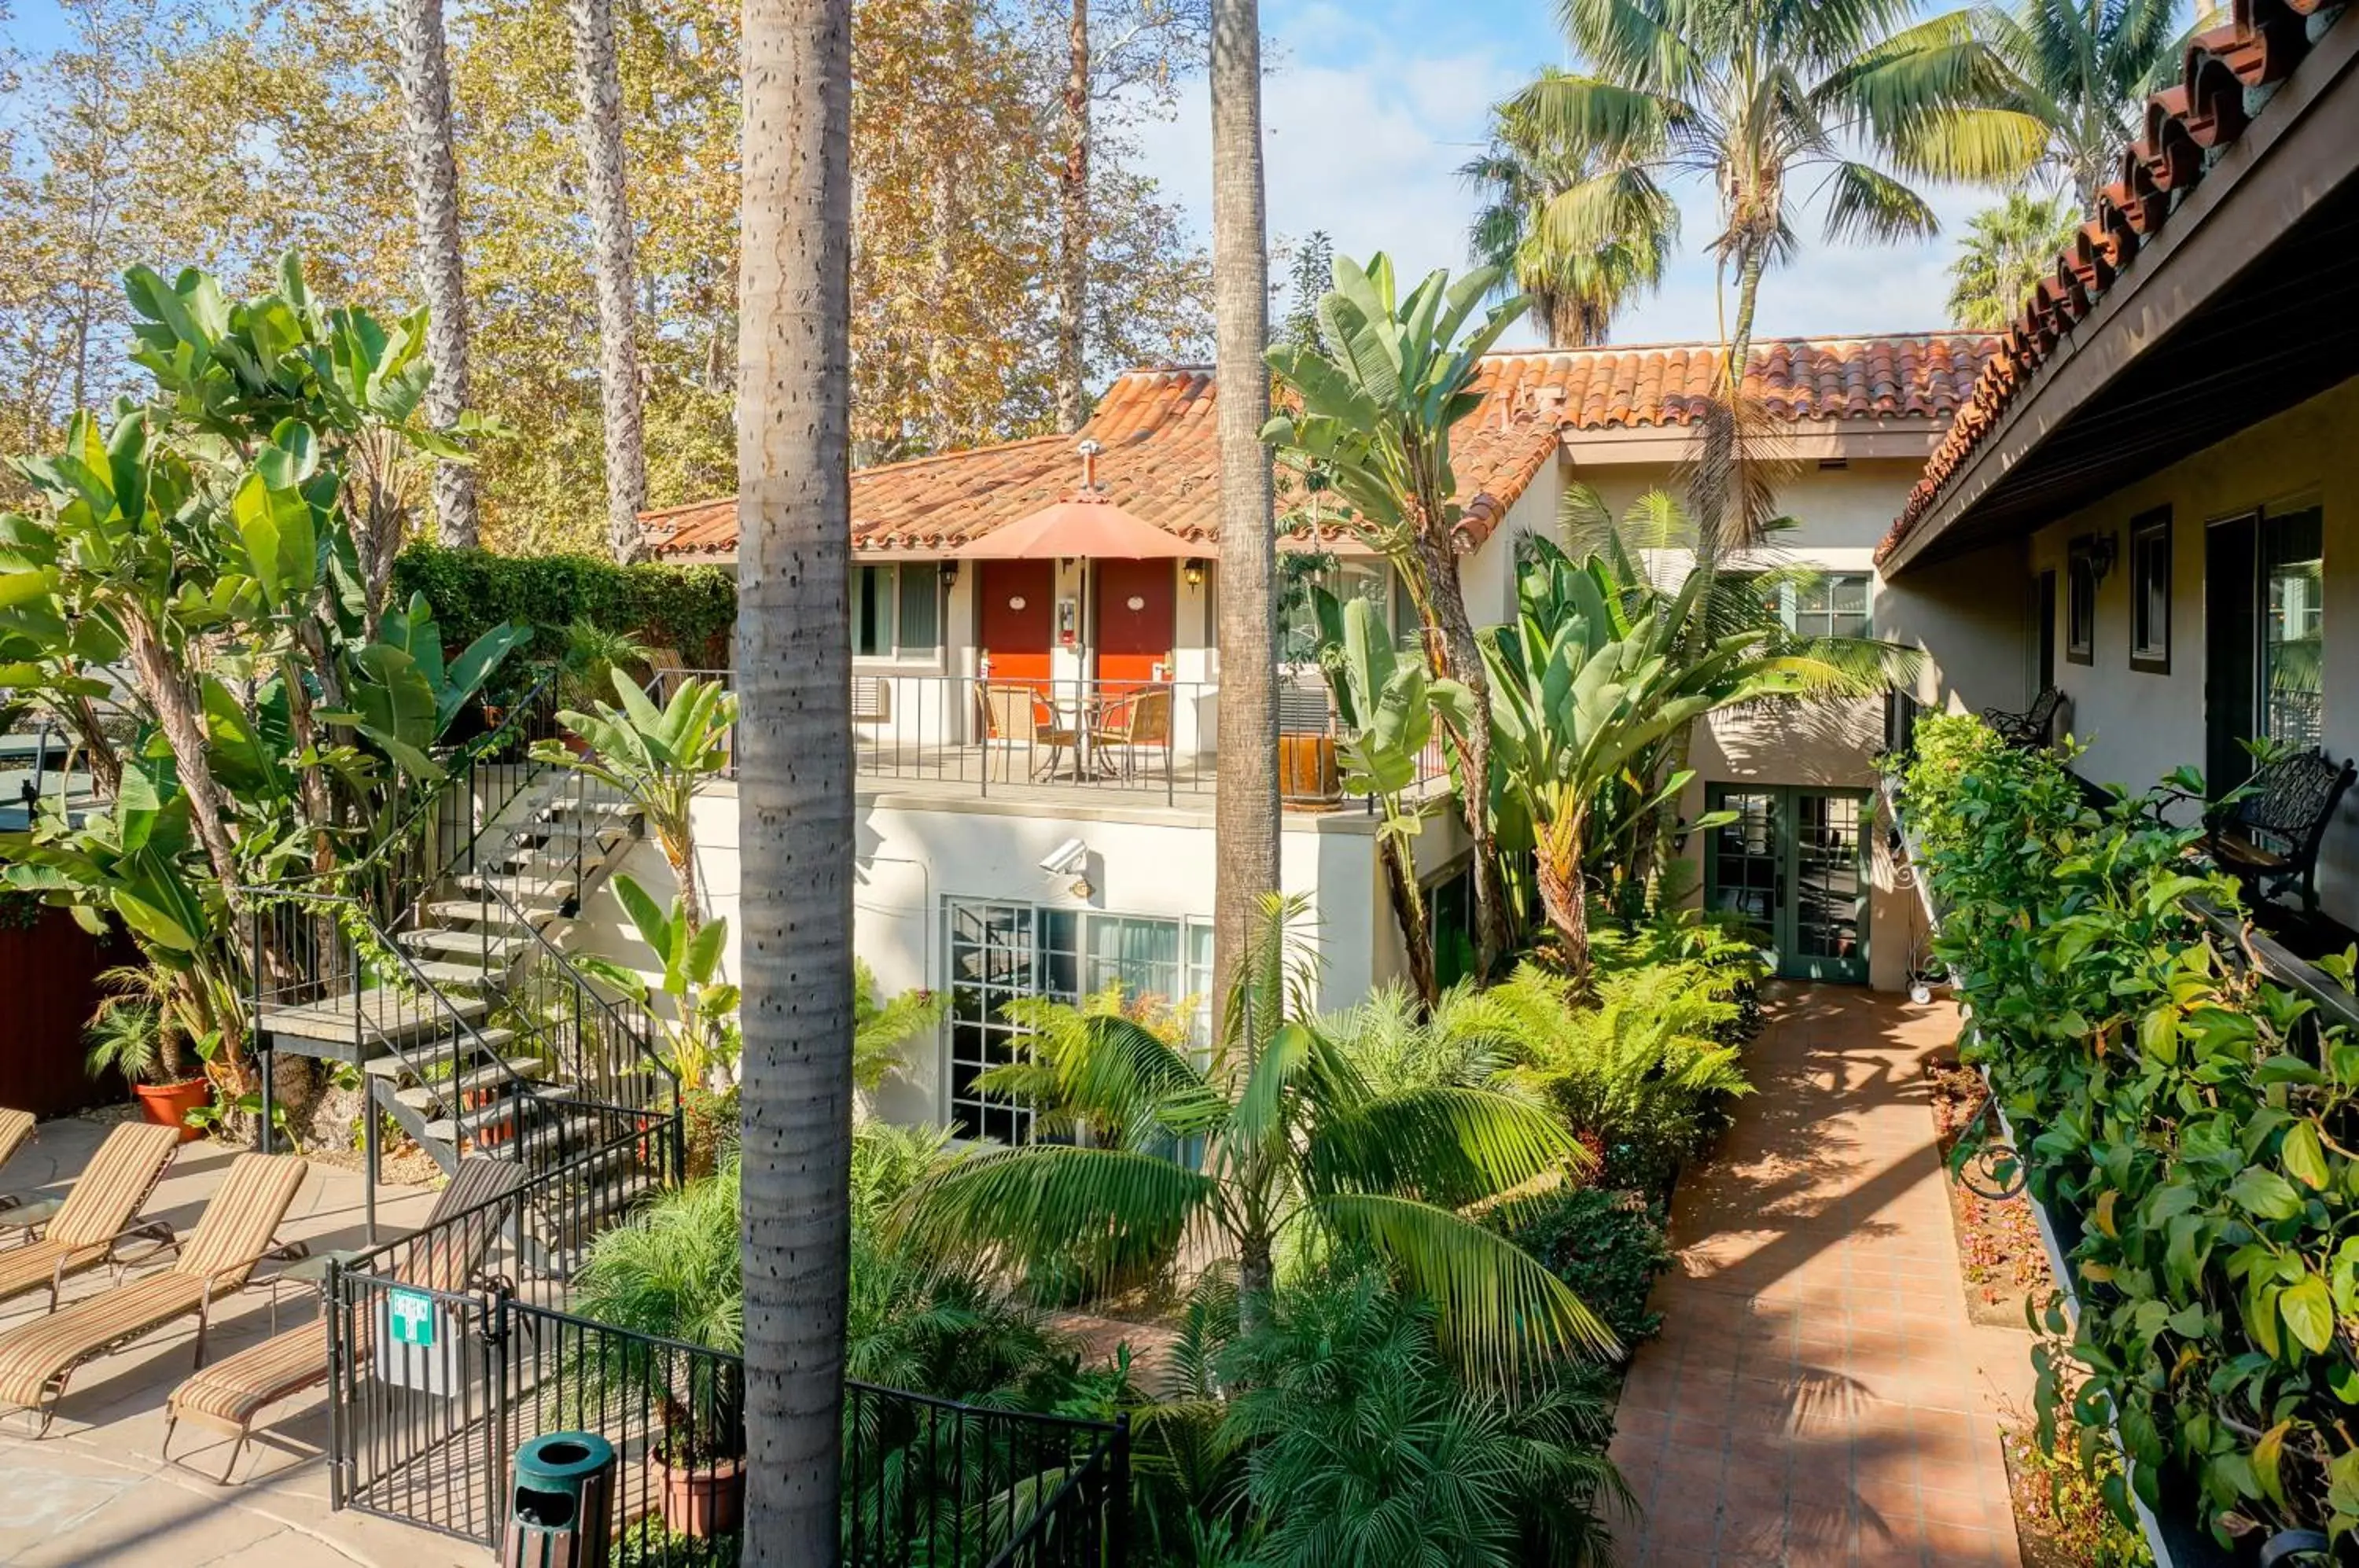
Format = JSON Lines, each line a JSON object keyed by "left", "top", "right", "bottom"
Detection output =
{"left": 462, "top": 1086, "right": 513, "bottom": 1149}
{"left": 653, "top": 1452, "right": 744, "bottom": 1539}
{"left": 134, "top": 1077, "right": 211, "bottom": 1143}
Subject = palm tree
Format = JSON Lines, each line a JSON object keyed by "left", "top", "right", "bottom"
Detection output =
{"left": 1945, "top": 190, "right": 2079, "bottom": 329}
{"left": 1055, "top": 0, "right": 1090, "bottom": 432}
{"left": 565, "top": 0, "right": 653, "bottom": 562}
{"left": 1209, "top": 0, "right": 1280, "bottom": 1006}
{"left": 734, "top": 0, "right": 855, "bottom": 1555}
{"left": 1985, "top": 0, "right": 2187, "bottom": 212}
{"left": 1461, "top": 77, "right": 1677, "bottom": 348}
{"left": 392, "top": 0, "right": 480, "bottom": 547}
{"left": 897, "top": 895, "right": 1614, "bottom": 1371}
{"left": 1522, "top": 0, "right": 2043, "bottom": 395}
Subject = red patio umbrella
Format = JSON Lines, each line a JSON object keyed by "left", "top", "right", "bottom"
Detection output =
{"left": 955, "top": 495, "right": 1195, "bottom": 560}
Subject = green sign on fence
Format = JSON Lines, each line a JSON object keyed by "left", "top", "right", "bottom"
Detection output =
{"left": 388, "top": 1288, "right": 437, "bottom": 1349}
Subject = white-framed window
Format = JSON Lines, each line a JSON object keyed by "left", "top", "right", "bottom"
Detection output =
{"left": 2129, "top": 507, "right": 2171, "bottom": 673}
{"left": 855, "top": 562, "right": 943, "bottom": 660}
{"left": 1276, "top": 558, "right": 1412, "bottom": 664}
{"left": 1765, "top": 573, "right": 1871, "bottom": 639}
{"left": 942, "top": 898, "right": 1213, "bottom": 1143}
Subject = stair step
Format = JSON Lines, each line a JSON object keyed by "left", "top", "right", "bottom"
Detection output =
{"left": 362, "top": 1037, "right": 527, "bottom": 1080}
{"left": 393, "top": 1058, "right": 552, "bottom": 1110}
{"left": 419, "top": 900, "right": 544, "bottom": 929}
{"left": 545, "top": 800, "right": 642, "bottom": 820}
{"left": 400, "top": 927, "right": 532, "bottom": 961}
{"left": 408, "top": 958, "right": 501, "bottom": 988}
{"left": 459, "top": 873, "right": 578, "bottom": 905}
{"left": 425, "top": 1085, "right": 570, "bottom": 1143}
{"left": 259, "top": 987, "right": 486, "bottom": 1044}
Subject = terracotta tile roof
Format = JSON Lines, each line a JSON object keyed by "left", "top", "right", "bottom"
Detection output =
{"left": 1879, "top": 0, "right": 2348, "bottom": 565}
{"left": 642, "top": 333, "right": 1994, "bottom": 561}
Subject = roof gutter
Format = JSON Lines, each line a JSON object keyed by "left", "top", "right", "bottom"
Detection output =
{"left": 1881, "top": 14, "right": 2359, "bottom": 576}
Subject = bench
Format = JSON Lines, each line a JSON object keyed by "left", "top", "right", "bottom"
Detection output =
{"left": 2207, "top": 749, "right": 2357, "bottom": 914}
{"left": 1981, "top": 686, "right": 2062, "bottom": 749}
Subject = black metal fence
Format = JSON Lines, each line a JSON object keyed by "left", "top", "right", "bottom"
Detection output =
{"left": 328, "top": 1121, "right": 1129, "bottom": 1566}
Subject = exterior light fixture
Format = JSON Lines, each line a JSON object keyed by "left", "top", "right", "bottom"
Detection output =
{"left": 938, "top": 558, "right": 959, "bottom": 587}
{"left": 1183, "top": 558, "right": 1206, "bottom": 588}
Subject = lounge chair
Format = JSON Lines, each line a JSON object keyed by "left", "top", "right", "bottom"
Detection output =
{"left": 0, "top": 1108, "right": 36, "bottom": 1220}
{"left": 0, "top": 1122, "right": 182, "bottom": 1308}
{"left": 162, "top": 1156, "right": 528, "bottom": 1483}
{"left": 0, "top": 1150, "right": 307, "bottom": 1435}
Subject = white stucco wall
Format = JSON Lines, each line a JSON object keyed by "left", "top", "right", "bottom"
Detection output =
{"left": 573, "top": 782, "right": 1416, "bottom": 1128}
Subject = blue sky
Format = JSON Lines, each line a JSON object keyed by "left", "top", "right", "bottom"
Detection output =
{"left": 1132, "top": 0, "right": 1990, "bottom": 347}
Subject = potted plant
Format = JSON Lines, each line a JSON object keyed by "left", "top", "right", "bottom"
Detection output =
{"left": 83, "top": 965, "right": 213, "bottom": 1141}
{"left": 571, "top": 1165, "right": 745, "bottom": 1538}
{"left": 556, "top": 620, "right": 656, "bottom": 753}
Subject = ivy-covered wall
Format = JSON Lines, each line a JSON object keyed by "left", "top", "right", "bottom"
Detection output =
{"left": 392, "top": 544, "right": 738, "bottom": 668}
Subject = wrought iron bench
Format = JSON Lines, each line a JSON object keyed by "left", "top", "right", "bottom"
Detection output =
{"left": 2207, "top": 749, "right": 2357, "bottom": 914}
{"left": 1981, "top": 686, "right": 2063, "bottom": 749}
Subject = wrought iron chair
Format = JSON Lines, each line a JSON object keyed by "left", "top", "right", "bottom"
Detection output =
{"left": 2206, "top": 749, "right": 2357, "bottom": 914}
{"left": 1089, "top": 685, "right": 1172, "bottom": 781}
{"left": 1981, "top": 686, "right": 2063, "bottom": 749}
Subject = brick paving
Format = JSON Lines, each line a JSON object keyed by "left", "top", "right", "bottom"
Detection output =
{"left": 1607, "top": 987, "right": 2027, "bottom": 1568}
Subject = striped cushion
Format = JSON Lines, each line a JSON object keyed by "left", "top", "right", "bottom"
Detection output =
{"left": 0, "top": 1272, "right": 212, "bottom": 1407}
{"left": 47, "top": 1123, "right": 180, "bottom": 1250}
{"left": 0, "top": 1109, "right": 33, "bottom": 1173}
{"left": 0, "top": 1153, "right": 306, "bottom": 1411}
{"left": 177, "top": 1154, "right": 308, "bottom": 1286}
{"left": 160, "top": 1156, "right": 524, "bottom": 1442}
{"left": 0, "top": 1238, "right": 109, "bottom": 1306}
{"left": 167, "top": 1320, "right": 331, "bottom": 1434}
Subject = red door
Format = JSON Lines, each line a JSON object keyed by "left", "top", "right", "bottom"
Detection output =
{"left": 977, "top": 560, "right": 1054, "bottom": 683}
{"left": 1092, "top": 559, "right": 1176, "bottom": 690}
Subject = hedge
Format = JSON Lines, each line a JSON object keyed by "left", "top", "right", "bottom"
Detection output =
{"left": 392, "top": 544, "right": 738, "bottom": 669}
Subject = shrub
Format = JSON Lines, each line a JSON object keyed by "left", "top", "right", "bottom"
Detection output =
{"left": 1502, "top": 1184, "right": 1673, "bottom": 1346}
{"left": 1899, "top": 714, "right": 2359, "bottom": 1547}
{"left": 1217, "top": 1268, "right": 1628, "bottom": 1568}
{"left": 1496, "top": 959, "right": 1754, "bottom": 1194}
{"left": 392, "top": 543, "right": 738, "bottom": 672}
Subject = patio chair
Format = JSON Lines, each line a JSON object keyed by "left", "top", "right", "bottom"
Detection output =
{"left": 1981, "top": 686, "right": 2063, "bottom": 749}
{"left": 162, "top": 1156, "right": 528, "bottom": 1484}
{"left": 977, "top": 682, "right": 1078, "bottom": 780}
{"left": 1090, "top": 685, "right": 1173, "bottom": 782}
{"left": 0, "top": 1121, "right": 182, "bottom": 1309}
{"left": 2207, "top": 749, "right": 2357, "bottom": 915}
{"left": 0, "top": 1150, "right": 307, "bottom": 1436}
{"left": 0, "top": 1107, "right": 36, "bottom": 1210}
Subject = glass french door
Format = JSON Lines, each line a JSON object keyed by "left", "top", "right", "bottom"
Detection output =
{"left": 1704, "top": 785, "right": 1871, "bottom": 983}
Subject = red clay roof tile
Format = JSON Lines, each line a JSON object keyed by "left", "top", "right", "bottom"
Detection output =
{"left": 646, "top": 334, "right": 1993, "bottom": 561}
{"left": 1879, "top": 0, "right": 2348, "bottom": 566}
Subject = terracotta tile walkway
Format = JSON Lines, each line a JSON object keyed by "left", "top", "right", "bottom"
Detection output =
{"left": 1607, "top": 987, "right": 2029, "bottom": 1568}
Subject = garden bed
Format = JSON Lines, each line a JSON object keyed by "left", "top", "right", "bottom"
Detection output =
{"left": 1927, "top": 1054, "right": 2054, "bottom": 1327}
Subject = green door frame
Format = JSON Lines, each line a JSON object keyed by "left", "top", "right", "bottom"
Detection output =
{"left": 1702, "top": 784, "right": 1872, "bottom": 984}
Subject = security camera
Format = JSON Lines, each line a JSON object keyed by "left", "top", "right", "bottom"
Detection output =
{"left": 1038, "top": 838, "right": 1088, "bottom": 877}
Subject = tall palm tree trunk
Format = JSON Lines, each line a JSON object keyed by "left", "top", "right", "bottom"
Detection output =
{"left": 736, "top": 0, "right": 853, "bottom": 1556}
{"left": 1208, "top": 0, "right": 1279, "bottom": 1009}
{"left": 1054, "top": 0, "right": 1089, "bottom": 432}
{"left": 393, "top": 0, "right": 480, "bottom": 547}
{"left": 565, "top": 0, "right": 651, "bottom": 563}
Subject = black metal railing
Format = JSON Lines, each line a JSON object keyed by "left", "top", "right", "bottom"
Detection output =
{"left": 328, "top": 1128, "right": 1129, "bottom": 1565}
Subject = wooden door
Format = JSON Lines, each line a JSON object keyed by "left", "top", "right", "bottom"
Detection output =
{"left": 977, "top": 560, "right": 1054, "bottom": 683}
{"left": 1092, "top": 558, "right": 1176, "bottom": 689}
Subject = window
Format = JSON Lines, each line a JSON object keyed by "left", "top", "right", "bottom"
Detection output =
{"left": 944, "top": 899, "right": 1213, "bottom": 1143}
{"left": 854, "top": 563, "right": 942, "bottom": 660}
{"left": 1747, "top": 572, "right": 1871, "bottom": 639}
{"left": 2065, "top": 542, "right": 2097, "bottom": 665}
{"left": 2264, "top": 506, "right": 2324, "bottom": 749}
{"left": 2129, "top": 508, "right": 2171, "bottom": 673}
{"left": 1275, "top": 558, "right": 1407, "bottom": 664}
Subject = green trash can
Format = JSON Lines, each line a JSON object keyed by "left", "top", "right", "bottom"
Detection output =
{"left": 502, "top": 1430, "right": 617, "bottom": 1568}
